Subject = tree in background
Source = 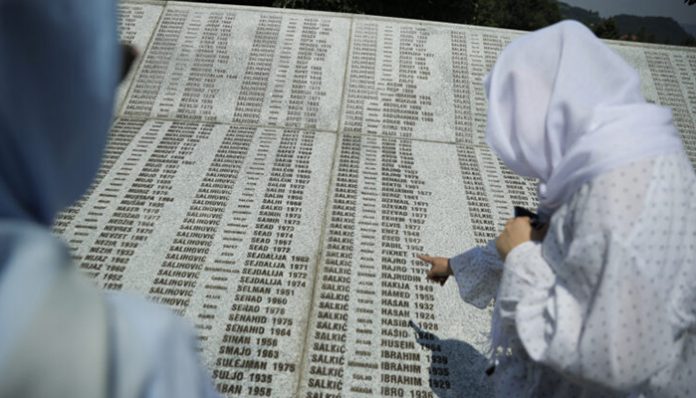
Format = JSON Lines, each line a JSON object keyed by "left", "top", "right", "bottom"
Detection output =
{"left": 272, "top": 0, "right": 363, "bottom": 13}
{"left": 636, "top": 26, "right": 656, "bottom": 43}
{"left": 476, "top": 0, "right": 560, "bottom": 30}
{"left": 273, "top": 0, "right": 560, "bottom": 28}
{"left": 186, "top": 0, "right": 693, "bottom": 46}
{"left": 273, "top": 0, "right": 477, "bottom": 23}
{"left": 592, "top": 17, "right": 620, "bottom": 40}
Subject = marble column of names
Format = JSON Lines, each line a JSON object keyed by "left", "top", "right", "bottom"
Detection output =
{"left": 381, "top": 26, "right": 435, "bottom": 139}
{"left": 176, "top": 11, "right": 236, "bottom": 120}
{"left": 233, "top": 14, "right": 282, "bottom": 124}
{"left": 265, "top": 17, "right": 299, "bottom": 126}
{"left": 466, "top": 31, "right": 488, "bottom": 145}
{"left": 80, "top": 122, "right": 213, "bottom": 289}
{"left": 342, "top": 22, "right": 452, "bottom": 141}
{"left": 58, "top": 120, "right": 336, "bottom": 397}
{"left": 119, "top": 5, "right": 349, "bottom": 128}
{"left": 285, "top": 18, "right": 331, "bottom": 128}
{"left": 496, "top": 164, "right": 538, "bottom": 211}
{"left": 119, "top": 4, "right": 146, "bottom": 44}
{"left": 254, "top": 13, "right": 349, "bottom": 130}
{"left": 343, "top": 23, "right": 378, "bottom": 134}
{"left": 649, "top": 49, "right": 696, "bottom": 162}
{"left": 683, "top": 51, "right": 696, "bottom": 121}
{"left": 300, "top": 135, "right": 473, "bottom": 398}
{"left": 450, "top": 30, "right": 496, "bottom": 245}
{"left": 54, "top": 119, "right": 146, "bottom": 235}
{"left": 645, "top": 51, "right": 696, "bottom": 163}
{"left": 477, "top": 147, "right": 519, "bottom": 229}
{"left": 210, "top": 129, "right": 331, "bottom": 397}
{"left": 379, "top": 138, "right": 446, "bottom": 396}
{"left": 198, "top": 16, "right": 335, "bottom": 397}
{"left": 123, "top": 7, "right": 186, "bottom": 118}
{"left": 148, "top": 6, "right": 282, "bottom": 341}
{"left": 147, "top": 123, "right": 246, "bottom": 312}
{"left": 453, "top": 29, "right": 536, "bottom": 239}
{"left": 300, "top": 134, "right": 361, "bottom": 398}
{"left": 115, "top": 3, "right": 164, "bottom": 111}
{"left": 469, "top": 32, "right": 514, "bottom": 230}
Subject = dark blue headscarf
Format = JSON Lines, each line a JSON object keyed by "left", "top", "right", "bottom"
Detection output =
{"left": 0, "top": 0, "right": 119, "bottom": 225}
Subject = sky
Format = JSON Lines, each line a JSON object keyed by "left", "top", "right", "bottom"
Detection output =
{"left": 561, "top": 0, "right": 696, "bottom": 25}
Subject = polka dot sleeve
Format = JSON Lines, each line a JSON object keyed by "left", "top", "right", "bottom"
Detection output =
{"left": 449, "top": 240, "right": 503, "bottom": 309}
{"left": 502, "top": 232, "right": 679, "bottom": 392}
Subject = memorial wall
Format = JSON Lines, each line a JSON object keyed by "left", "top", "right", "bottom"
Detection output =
{"left": 54, "top": 1, "right": 696, "bottom": 397}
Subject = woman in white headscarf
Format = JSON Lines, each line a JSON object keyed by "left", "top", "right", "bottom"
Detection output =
{"left": 420, "top": 20, "right": 695, "bottom": 397}
{"left": 0, "top": 1, "right": 219, "bottom": 397}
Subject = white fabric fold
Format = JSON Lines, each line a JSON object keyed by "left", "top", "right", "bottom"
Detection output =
{"left": 484, "top": 20, "right": 683, "bottom": 211}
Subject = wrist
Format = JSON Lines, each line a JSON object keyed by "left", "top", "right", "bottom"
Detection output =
{"left": 504, "top": 241, "right": 537, "bottom": 265}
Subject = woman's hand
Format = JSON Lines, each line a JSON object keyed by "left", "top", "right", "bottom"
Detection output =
{"left": 417, "top": 255, "right": 452, "bottom": 286}
{"left": 496, "top": 217, "right": 548, "bottom": 260}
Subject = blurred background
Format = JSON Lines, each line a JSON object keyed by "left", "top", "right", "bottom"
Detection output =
{"left": 183, "top": 0, "right": 696, "bottom": 46}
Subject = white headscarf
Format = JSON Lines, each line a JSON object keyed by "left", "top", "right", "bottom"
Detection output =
{"left": 484, "top": 20, "right": 684, "bottom": 212}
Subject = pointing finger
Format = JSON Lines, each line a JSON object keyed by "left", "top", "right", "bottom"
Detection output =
{"left": 417, "top": 254, "right": 432, "bottom": 263}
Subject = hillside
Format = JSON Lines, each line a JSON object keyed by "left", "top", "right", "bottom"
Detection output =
{"left": 683, "top": 23, "right": 696, "bottom": 37}
{"left": 558, "top": 1, "right": 696, "bottom": 46}
{"left": 613, "top": 14, "right": 695, "bottom": 45}
{"left": 557, "top": 1, "right": 601, "bottom": 25}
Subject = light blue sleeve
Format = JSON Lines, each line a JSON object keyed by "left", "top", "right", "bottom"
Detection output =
{"left": 449, "top": 240, "right": 503, "bottom": 309}
{"left": 106, "top": 293, "right": 221, "bottom": 398}
{"left": 0, "top": 222, "right": 220, "bottom": 398}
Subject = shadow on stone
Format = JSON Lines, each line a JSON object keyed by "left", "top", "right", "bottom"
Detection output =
{"left": 410, "top": 320, "right": 494, "bottom": 398}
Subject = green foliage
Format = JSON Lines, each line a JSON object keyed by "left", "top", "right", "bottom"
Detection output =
{"left": 365, "top": 0, "right": 475, "bottom": 24}
{"left": 274, "top": 0, "right": 477, "bottom": 23}
{"left": 271, "top": 0, "right": 561, "bottom": 29}
{"left": 191, "top": 0, "right": 695, "bottom": 47}
{"left": 471, "top": 0, "right": 506, "bottom": 27}
{"left": 612, "top": 15, "right": 695, "bottom": 45}
{"left": 504, "top": 0, "right": 562, "bottom": 31}
{"left": 556, "top": 1, "right": 600, "bottom": 25}
{"left": 636, "top": 26, "right": 656, "bottom": 43}
{"left": 272, "top": 0, "right": 363, "bottom": 13}
{"left": 683, "top": 36, "right": 696, "bottom": 46}
{"left": 592, "top": 17, "right": 620, "bottom": 40}
{"left": 473, "top": 0, "right": 561, "bottom": 30}
{"left": 555, "top": 2, "right": 695, "bottom": 46}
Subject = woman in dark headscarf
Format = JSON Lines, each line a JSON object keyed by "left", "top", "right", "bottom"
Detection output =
{"left": 0, "top": 1, "right": 219, "bottom": 397}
